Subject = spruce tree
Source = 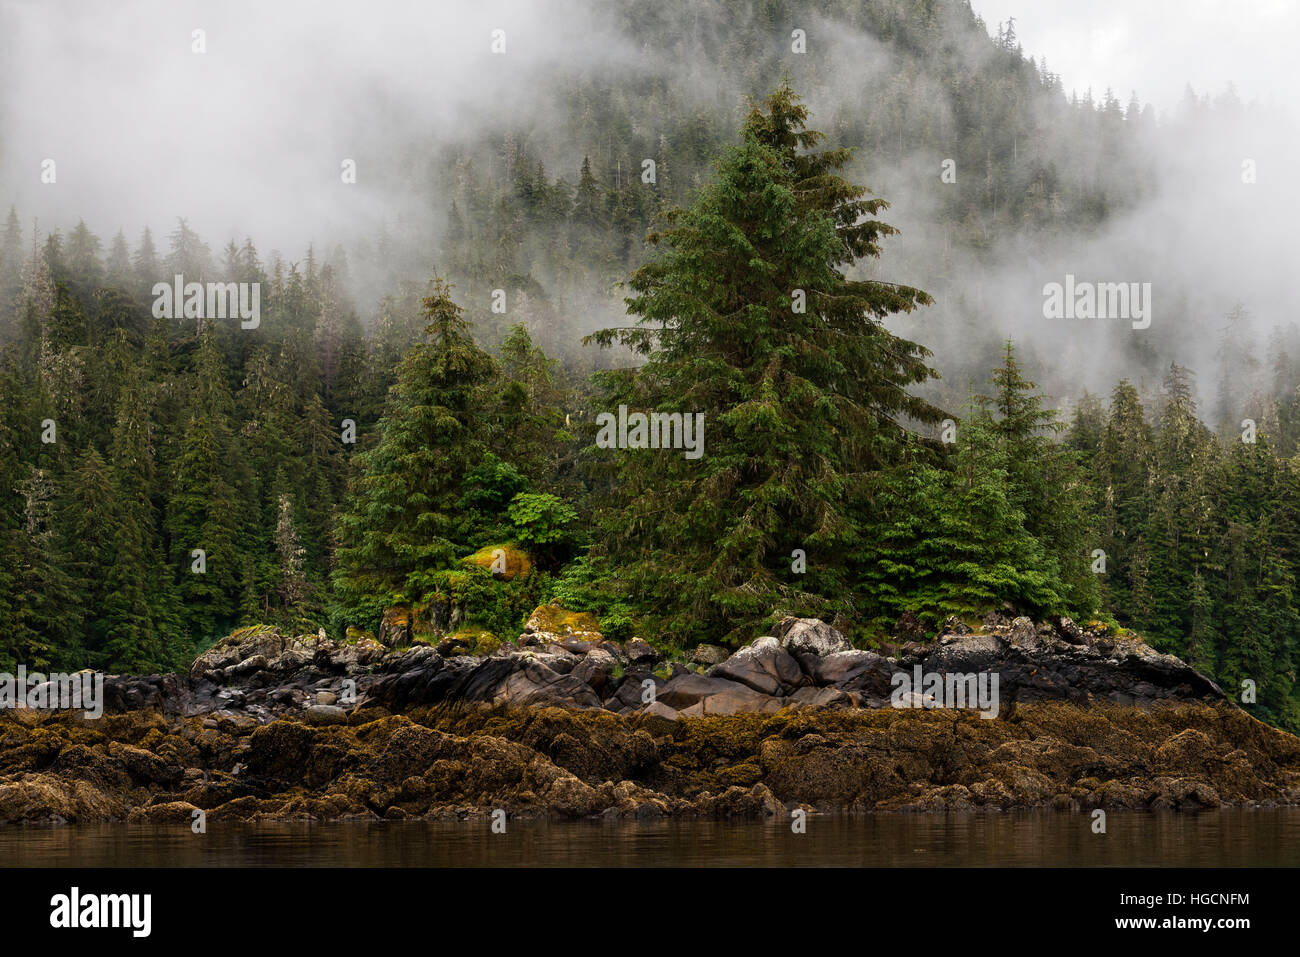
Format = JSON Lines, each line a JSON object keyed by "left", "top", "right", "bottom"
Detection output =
{"left": 587, "top": 81, "right": 942, "bottom": 644}
{"left": 334, "top": 279, "right": 498, "bottom": 625}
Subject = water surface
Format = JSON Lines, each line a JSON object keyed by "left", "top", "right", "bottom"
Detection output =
{"left": 4, "top": 808, "right": 1297, "bottom": 867}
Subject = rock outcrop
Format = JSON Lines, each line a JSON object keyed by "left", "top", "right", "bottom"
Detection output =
{"left": 84, "top": 613, "right": 1233, "bottom": 726}
{"left": 1, "top": 610, "right": 1291, "bottom": 824}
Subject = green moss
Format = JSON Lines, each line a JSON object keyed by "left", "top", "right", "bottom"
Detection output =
{"left": 525, "top": 601, "right": 601, "bottom": 637}
{"left": 446, "top": 627, "right": 500, "bottom": 656}
{"left": 344, "top": 626, "right": 377, "bottom": 645}
{"left": 463, "top": 543, "right": 533, "bottom": 580}
{"left": 473, "top": 633, "right": 503, "bottom": 656}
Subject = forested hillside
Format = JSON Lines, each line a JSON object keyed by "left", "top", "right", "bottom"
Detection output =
{"left": 1, "top": 0, "right": 1297, "bottom": 733}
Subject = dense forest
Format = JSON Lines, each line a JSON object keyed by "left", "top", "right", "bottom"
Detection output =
{"left": 1, "top": 0, "right": 1297, "bottom": 733}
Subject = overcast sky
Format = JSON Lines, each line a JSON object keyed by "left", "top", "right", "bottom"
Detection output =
{"left": 970, "top": 0, "right": 1300, "bottom": 113}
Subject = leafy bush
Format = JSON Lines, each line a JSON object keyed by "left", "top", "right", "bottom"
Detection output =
{"left": 508, "top": 493, "right": 578, "bottom": 549}
{"left": 547, "top": 554, "right": 638, "bottom": 642}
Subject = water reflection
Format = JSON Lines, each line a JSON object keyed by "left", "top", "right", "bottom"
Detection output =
{"left": 3, "top": 809, "right": 1296, "bottom": 867}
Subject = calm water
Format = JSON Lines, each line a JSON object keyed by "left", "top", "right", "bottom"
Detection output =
{"left": 3, "top": 809, "right": 1297, "bottom": 866}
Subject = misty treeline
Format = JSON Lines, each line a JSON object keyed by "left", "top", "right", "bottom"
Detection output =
{"left": 0, "top": 0, "right": 1296, "bottom": 732}
{"left": 363, "top": 0, "right": 1160, "bottom": 369}
{"left": 354, "top": 0, "right": 1269, "bottom": 415}
{"left": 2, "top": 76, "right": 1299, "bottom": 732}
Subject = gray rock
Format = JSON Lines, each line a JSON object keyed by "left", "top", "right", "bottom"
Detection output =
{"left": 777, "top": 618, "right": 853, "bottom": 657}
{"left": 603, "top": 669, "right": 662, "bottom": 711}
{"left": 678, "top": 685, "right": 784, "bottom": 716}
{"left": 640, "top": 701, "right": 680, "bottom": 721}
{"left": 798, "top": 649, "right": 888, "bottom": 686}
{"left": 1054, "top": 616, "right": 1086, "bottom": 645}
{"left": 626, "top": 638, "right": 660, "bottom": 664}
{"left": 926, "top": 634, "right": 1007, "bottom": 671}
{"left": 689, "top": 644, "right": 731, "bottom": 666}
{"left": 304, "top": 704, "right": 347, "bottom": 725}
{"left": 658, "top": 673, "right": 758, "bottom": 710}
{"left": 1008, "top": 616, "right": 1041, "bottom": 650}
{"left": 492, "top": 659, "right": 604, "bottom": 709}
{"left": 710, "top": 636, "right": 804, "bottom": 695}
{"left": 788, "top": 686, "right": 855, "bottom": 709}
{"left": 571, "top": 647, "right": 618, "bottom": 696}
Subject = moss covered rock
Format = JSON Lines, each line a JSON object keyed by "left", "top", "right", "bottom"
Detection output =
{"left": 523, "top": 602, "right": 602, "bottom": 641}
{"left": 462, "top": 544, "right": 532, "bottom": 580}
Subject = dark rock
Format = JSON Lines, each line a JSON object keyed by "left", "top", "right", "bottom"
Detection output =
{"left": 895, "top": 610, "right": 926, "bottom": 642}
{"left": 689, "top": 644, "right": 731, "bottom": 666}
{"left": 678, "top": 685, "right": 783, "bottom": 716}
{"left": 1007, "top": 616, "right": 1041, "bottom": 650}
{"left": 925, "top": 634, "right": 1007, "bottom": 671}
{"left": 710, "top": 637, "right": 804, "bottom": 695}
{"left": 797, "top": 649, "right": 889, "bottom": 687}
{"left": 941, "top": 615, "right": 972, "bottom": 636}
{"left": 603, "top": 669, "right": 662, "bottom": 711}
{"left": 626, "top": 638, "right": 660, "bottom": 664}
{"left": 658, "top": 673, "right": 755, "bottom": 710}
{"left": 571, "top": 648, "right": 618, "bottom": 696}
{"left": 788, "top": 686, "right": 855, "bottom": 709}
{"left": 1054, "top": 617, "right": 1086, "bottom": 644}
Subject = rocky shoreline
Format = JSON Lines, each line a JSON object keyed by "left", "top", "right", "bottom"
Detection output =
{"left": 2, "top": 611, "right": 1298, "bottom": 823}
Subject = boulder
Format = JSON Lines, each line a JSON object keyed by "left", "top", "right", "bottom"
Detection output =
{"left": 625, "top": 638, "right": 660, "bottom": 664}
{"left": 1007, "top": 616, "right": 1041, "bottom": 650}
{"left": 640, "top": 701, "right": 680, "bottom": 721}
{"left": 571, "top": 647, "right": 618, "bottom": 696}
{"left": 710, "top": 636, "right": 804, "bottom": 695}
{"left": 190, "top": 625, "right": 327, "bottom": 681}
{"left": 377, "top": 607, "right": 413, "bottom": 648}
{"left": 678, "top": 686, "right": 783, "bottom": 716}
{"left": 326, "top": 636, "right": 386, "bottom": 670}
{"left": 657, "top": 673, "right": 757, "bottom": 710}
{"left": 1054, "top": 616, "right": 1086, "bottom": 645}
{"left": 788, "top": 686, "right": 855, "bottom": 709}
{"left": 797, "top": 649, "right": 890, "bottom": 687}
{"left": 521, "top": 602, "right": 602, "bottom": 642}
{"left": 926, "top": 633, "right": 1007, "bottom": 671}
{"left": 304, "top": 704, "right": 348, "bottom": 726}
{"left": 492, "top": 659, "right": 604, "bottom": 710}
{"left": 603, "top": 669, "right": 663, "bottom": 712}
{"left": 689, "top": 644, "right": 731, "bottom": 666}
{"left": 777, "top": 618, "right": 853, "bottom": 657}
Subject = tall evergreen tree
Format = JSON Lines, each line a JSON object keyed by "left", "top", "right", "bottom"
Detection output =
{"left": 334, "top": 279, "right": 498, "bottom": 624}
{"left": 587, "top": 81, "right": 942, "bottom": 644}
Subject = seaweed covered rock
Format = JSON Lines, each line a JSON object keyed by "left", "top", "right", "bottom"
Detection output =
{"left": 3, "top": 700, "right": 1296, "bottom": 823}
